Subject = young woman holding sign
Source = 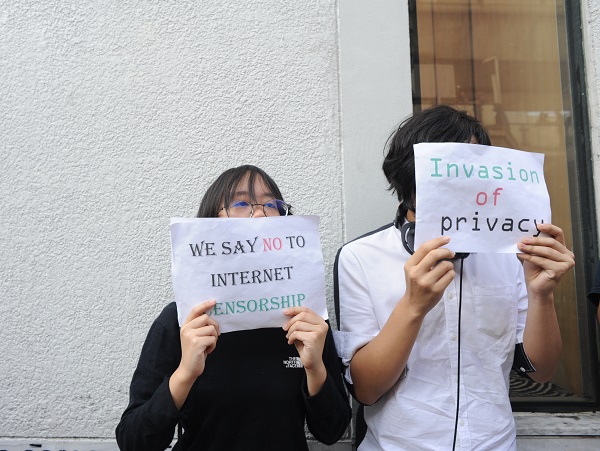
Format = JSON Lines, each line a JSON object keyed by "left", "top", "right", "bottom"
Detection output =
{"left": 116, "top": 165, "right": 350, "bottom": 451}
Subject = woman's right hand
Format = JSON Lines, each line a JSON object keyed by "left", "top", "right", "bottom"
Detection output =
{"left": 179, "top": 300, "right": 220, "bottom": 379}
{"left": 169, "top": 300, "right": 220, "bottom": 409}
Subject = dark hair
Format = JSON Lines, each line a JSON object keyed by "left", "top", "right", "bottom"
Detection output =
{"left": 382, "top": 105, "right": 491, "bottom": 210}
{"left": 196, "top": 165, "right": 289, "bottom": 218}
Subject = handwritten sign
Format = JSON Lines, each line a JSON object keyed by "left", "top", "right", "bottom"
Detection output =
{"left": 170, "top": 215, "right": 328, "bottom": 333}
{"left": 414, "top": 143, "right": 551, "bottom": 253}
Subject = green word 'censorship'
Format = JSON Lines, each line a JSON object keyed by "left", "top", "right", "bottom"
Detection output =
{"left": 210, "top": 293, "right": 305, "bottom": 316}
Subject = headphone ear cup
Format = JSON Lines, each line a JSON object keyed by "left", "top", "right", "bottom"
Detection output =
{"left": 400, "top": 221, "right": 415, "bottom": 255}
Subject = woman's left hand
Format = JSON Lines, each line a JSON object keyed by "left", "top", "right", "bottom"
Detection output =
{"left": 283, "top": 306, "right": 328, "bottom": 395}
{"left": 517, "top": 223, "right": 575, "bottom": 299}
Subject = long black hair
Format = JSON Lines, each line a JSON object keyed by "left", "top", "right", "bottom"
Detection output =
{"left": 382, "top": 105, "right": 491, "bottom": 210}
{"left": 196, "top": 165, "right": 289, "bottom": 218}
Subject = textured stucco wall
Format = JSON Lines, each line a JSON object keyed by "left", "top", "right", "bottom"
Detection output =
{"left": 583, "top": 0, "right": 600, "bottom": 231}
{"left": 0, "top": 0, "right": 342, "bottom": 439}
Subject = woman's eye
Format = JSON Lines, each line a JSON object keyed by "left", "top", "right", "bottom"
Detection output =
{"left": 231, "top": 201, "right": 250, "bottom": 208}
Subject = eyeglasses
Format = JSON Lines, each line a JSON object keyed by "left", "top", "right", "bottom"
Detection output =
{"left": 219, "top": 199, "right": 290, "bottom": 218}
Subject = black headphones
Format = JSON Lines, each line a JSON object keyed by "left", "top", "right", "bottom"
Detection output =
{"left": 395, "top": 205, "right": 469, "bottom": 260}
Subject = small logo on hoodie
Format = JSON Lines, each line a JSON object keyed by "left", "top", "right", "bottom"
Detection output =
{"left": 283, "top": 356, "right": 303, "bottom": 369}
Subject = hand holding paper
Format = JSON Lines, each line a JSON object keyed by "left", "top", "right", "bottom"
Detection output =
{"left": 283, "top": 306, "right": 328, "bottom": 395}
{"left": 517, "top": 223, "right": 575, "bottom": 299}
{"left": 169, "top": 300, "right": 220, "bottom": 409}
{"left": 403, "top": 236, "right": 456, "bottom": 317}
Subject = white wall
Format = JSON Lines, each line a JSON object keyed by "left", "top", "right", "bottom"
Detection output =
{"left": 0, "top": 0, "right": 344, "bottom": 439}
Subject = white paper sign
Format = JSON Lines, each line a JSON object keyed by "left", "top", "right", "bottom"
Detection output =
{"left": 170, "top": 215, "right": 328, "bottom": 333}
{"left": 414, "top": 143, "right": 551, "bottom": 253}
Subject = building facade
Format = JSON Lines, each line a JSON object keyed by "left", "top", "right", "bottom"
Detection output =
{"left": 1, "top": 0, "right": 599, "bottom": 449}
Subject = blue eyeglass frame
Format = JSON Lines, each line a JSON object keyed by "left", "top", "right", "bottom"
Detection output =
{"left": 218, "top": 199, "right": 290, "bottom": 217}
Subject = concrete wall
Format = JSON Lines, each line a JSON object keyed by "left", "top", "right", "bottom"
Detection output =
{"left": 0, "top": 0, "right": 345, "bottom": 440}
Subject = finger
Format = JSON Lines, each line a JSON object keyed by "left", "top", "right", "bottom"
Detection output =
{"left": 180, "top": 324, "right": 219, "bottom": 352}
{"left": 192, "top": 335, "right": 218, "bottom": 354}
{"left": 207, "top": 316, "right": 220, "bottom": 335}
{"left": 517, "top": 251, "right": 575, "bottom": 273}
{"left": 283, "top": 310, "right": 323, "bottom": 328}
{"left": 406, "top": 258, "right": 455, "bottom": 287}
{"left": 409, "top": 244, "right": 455, "bottom": 273}
{"left": 521, "top": 236, "right": 565, "bottom": 250}
{"left": 205, "top": 336, "right": 218, "bottom": 354}
{"left": 283, "top": 306, "right": 315, "bottom": 317}
{"left": 188, "top": 323, "right": 220, "bottom": 338}
{"left": 411, "top": 236, "right": 451, "bottom": 262}
{"left": 416, "top": 248, "right": 457, "bottom": 273}
{"left": 431, "top": 267, "right": 457, "bottom": 292}
{"left": 286, "top": 320, "right": 325, "bottom": 338}
{"left": 535, "top": 241, "right": 573, "bottom": 260}
{"left": 184, "top": 300, "right": 217, "bottom": 325}
{"left": 282, "top": 308, "right": 325, "bottom": 331}
{"left": 287, "top": 330, "right": 323, "bottom": 347}
{"left": 187, "top": 314, "right": 221, "bottom": 336}
{"left": 518, "top": 239, "right": 575, "bottom": 263}
{"left": 535, "top": 223, "right": 566, "bottom": 245}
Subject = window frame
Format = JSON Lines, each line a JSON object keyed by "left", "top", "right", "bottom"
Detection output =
{"left": 407, "top": 0, "right": 599, "bottom": 409}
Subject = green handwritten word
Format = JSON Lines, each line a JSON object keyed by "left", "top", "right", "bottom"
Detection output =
{"left": 209, "top": 293, "right": 306, "bottom": 316}
{"left": 429, "top": 158, "right": 540, "bottom": 184}
{"left": 211, "top": 266, "right": 294, "bottom": 287}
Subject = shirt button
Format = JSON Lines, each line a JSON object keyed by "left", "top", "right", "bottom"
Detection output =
{"left": 460, "top": 420, "right": 465, "bottom": 426}
{"left": 448, "top": 293, "right": 454, "bottom": 300}
{"left": 450, "top": 334, "right": 457, "bottom": 341}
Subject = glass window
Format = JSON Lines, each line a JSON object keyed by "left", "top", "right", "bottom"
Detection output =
{"left": 409, "top": 0, "right": 597, "bottom": 406}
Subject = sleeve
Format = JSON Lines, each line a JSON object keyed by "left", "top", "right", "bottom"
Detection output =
{"left": 513, "top": 255, "right": 536, "bottom": 376}
{"left": 302, "top": 323, "right": 352, "bottom": 445}
{"left": 115, "top": 305, "right": 182, "bottom": 451}
{"left": 514, "top": 257, "right": 529, "bottom": 344}
{"left": 333, "top": 245, "right": 379, "bottom": 384}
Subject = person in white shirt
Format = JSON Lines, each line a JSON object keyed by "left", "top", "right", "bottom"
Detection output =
{"left": 334, "top": 105, "right": 575, "bottom": 450}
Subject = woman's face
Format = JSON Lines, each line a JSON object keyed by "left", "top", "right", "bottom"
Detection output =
{"left": 217, "top": 173, "right": 281, "bottom": 218}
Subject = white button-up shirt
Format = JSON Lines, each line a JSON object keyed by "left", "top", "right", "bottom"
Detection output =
{"left": 335, "top": 224, "right": 528, "bottom": 450}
